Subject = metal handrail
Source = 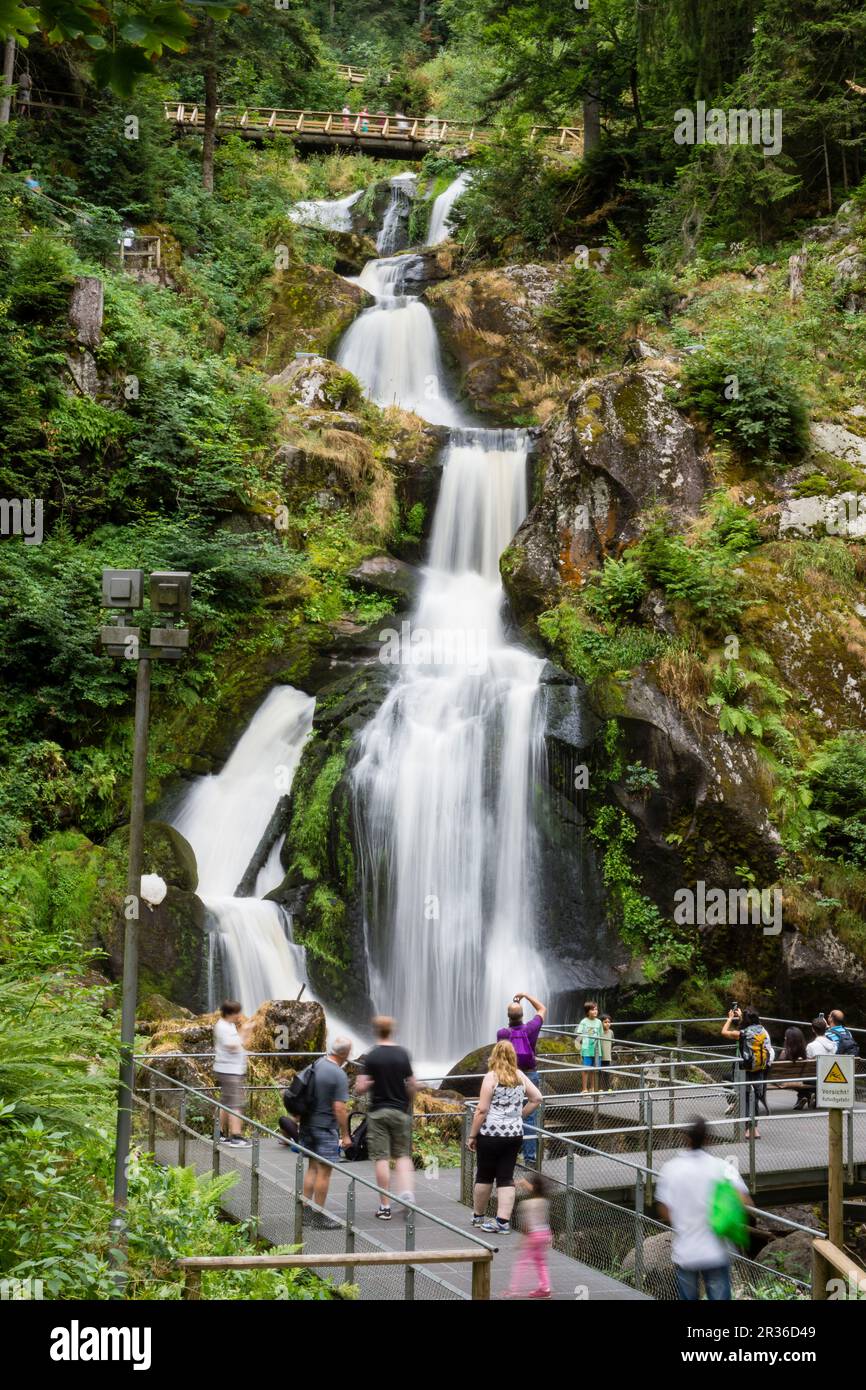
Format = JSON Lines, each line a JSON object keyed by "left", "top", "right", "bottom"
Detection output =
{"left": 545, "top": 1015, "right": 866, "bottom": 1037}
{"left": 135, "top": 1059, "right": 495, "bottom": 1253}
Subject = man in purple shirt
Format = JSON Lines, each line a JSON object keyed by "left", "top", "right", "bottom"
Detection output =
{"left": 497, "top": 991, "right": 547, "bottom": 1165}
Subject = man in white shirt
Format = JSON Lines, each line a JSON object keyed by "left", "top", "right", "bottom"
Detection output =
{"left": 656, "top": 1116, "right": 752, "bottom": 1300}
{"left": 214, "top": 1000, "right": 252, "bottom": 1147}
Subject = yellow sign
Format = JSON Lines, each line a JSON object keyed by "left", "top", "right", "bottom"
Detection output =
{"left": 823, "top": 1060, "right": 848, "bottom": 1085}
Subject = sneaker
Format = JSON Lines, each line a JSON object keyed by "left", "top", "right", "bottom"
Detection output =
{"left": 219, "top": 1133, "right": 232, "bottom": 1143}
{"left": 471, "top": 1213, "right": 484, "bottom": 1228}
{"left": 529, "top": 1288, "right": 551, "bottom": 1299}
{"left": 305, "top": 1210, "right": 342, "bottom": 1231}
{"left": 481, "top": 1218, "right": 510, "bottom": 1234}
{"left": 229, "top": 1137, "right": 252, "bottom": 1148}
{"left": 376, "top": 1205, "right": 392, "bottom": 1221}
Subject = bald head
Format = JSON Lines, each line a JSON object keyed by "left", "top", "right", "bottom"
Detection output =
{"left": 507, "top": 1003, "right": 524, "bottom": 1025}
{"left": 329, "top": 1036, "right": 352, "bottom": 1059}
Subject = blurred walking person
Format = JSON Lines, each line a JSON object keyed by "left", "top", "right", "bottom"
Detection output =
{"left": 355, "top": 1016, "right": 416, "bottom": 1221}
{"left": 300, "top": 1036, "right": 352, "bottom": 1228}
{"left": 468, "top": 1041, "right": 542, "bottom": 1236}
{"left": 506, "top": 1172, "right": 553, "bottom": 1300}
{"left": 497, "top": 990, "right": 546, "bottom": 1164}
{"left": 657, "top": 1116, "right": 752, "bottom": 1301}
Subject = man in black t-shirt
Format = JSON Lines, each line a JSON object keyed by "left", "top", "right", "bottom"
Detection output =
{"left": 356, "top": 1016, "right": 416, "bottom": 1221}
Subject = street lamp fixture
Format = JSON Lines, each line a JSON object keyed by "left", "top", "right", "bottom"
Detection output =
{"left": 100, "top": 567, "right": 192, "bottom": 1269}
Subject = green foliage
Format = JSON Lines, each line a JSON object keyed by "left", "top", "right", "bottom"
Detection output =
{"left": 584, "top": 556, "right": 648, "bottom": 622}
{"left": 805, "top": 733, "right": 866, "bottom": 867}
{"left": 288, "top": 743, "right": 350, "bottom": 882}
{"left": 678, "top": 328, "right": 809, "bottom": 464}
{"left": 538, "top": 604, "right": 670, "bottom": 684}
{"left": 706, "top": 654, "right": 790, "bottom": 744}
{"left": 542, "top": 266, "right": 620, "bottom": 354}
{"left": 636, "top": 514, "right": 743, "bottom": 631}
{"left": 590, "top": 804, "right": 693, "bottom": 968}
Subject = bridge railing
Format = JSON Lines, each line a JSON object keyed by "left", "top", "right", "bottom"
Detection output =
{"left": 133, "top": 1059, "right": 495, "bottom": 1302}
{"left": 163, "top": 102, "right": 583, "bottom": 151}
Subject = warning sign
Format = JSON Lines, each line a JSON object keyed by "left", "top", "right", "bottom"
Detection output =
{"left": 817, "top": 1053, "right": 855, "bottom": 1108}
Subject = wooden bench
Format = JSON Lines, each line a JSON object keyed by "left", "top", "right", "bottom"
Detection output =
{"left": 765, "top": 1058, "right": 817, "bottom": 1102}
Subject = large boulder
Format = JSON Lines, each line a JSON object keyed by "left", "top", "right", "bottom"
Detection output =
{"left": 244, "top": 998, "right": 327, "bottom": 1062}
{"left": 781, "top": 930, "right": 866, "bottom": 1018}
{"left": 426, "top": 263, "right": 565, "bottom": 417}
{"left": 502, "top": 367, "right": 709, "bottom": 628}
{"left": 255, "top": 261, "right": 371, "bottom": 373}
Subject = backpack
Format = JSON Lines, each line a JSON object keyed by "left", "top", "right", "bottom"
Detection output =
{"left": 709, "top": 1177, "right": 749, "bottom": 1248}
{"left": 740, "top": 1024, "right": 771, "bottom": 1072}
{"left": 283, "top": 1059, "right": 320, "bottom": 1119}
{"left": 343, "top": 1111, "right": 368, "bottom": 1162}
{"left": 828, "top": 1026, "right": 860, "bottom": 1057}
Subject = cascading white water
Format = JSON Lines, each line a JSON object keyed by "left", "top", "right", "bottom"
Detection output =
{"left": 289, "top": 189, "right": 363, "bottom": 232}
{"left": 170, "top": 686, "right": 315, "bottom": 1015}
{"left": 337, "top": 254, "right": 463, "bottom": 427}
{"left": 376, "top": 172, "right": 417, "bottom": 254}
{"left": 425, "top": 171, "right": 471, "bottom": 247}
{"left": 351, "top": 430, "right": 550, "bottom": 1072}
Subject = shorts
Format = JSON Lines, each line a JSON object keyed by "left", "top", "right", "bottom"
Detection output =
{"left": 582, "top": 1054, "right": 599, "bottom": 1068}
{"left": 475, "top": 1134, "right": 522, "bottom": 1187}
{"left": 367, "top": 1107, "right": 412, "bottom": 1162}
{"left": 214, "top": 1071, "right": 246, "bottom": 1113}
{"left": 299, "top": 1124, "right": 341, "bottom": 1164}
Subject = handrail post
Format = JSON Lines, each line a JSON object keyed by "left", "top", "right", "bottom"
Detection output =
{"left": 404, "top": 1206, "right": 416, "bottom": 1301}
{"left": 668, "top": 1060, "right": 675, "bottom": 1126}
{"left": 344, "top": 1182, "right": 355, "bottom": 1286}
{"left": 733, "top": 1061, "right": 745, "bottom": 1144}
{"left": 847, "top": 1107, "right": 855, "bottom": 1184}
{"left": 471, "top": 1254, "right": 491, "bottom": 1300}
{"left": 212, "top": 1110, "right": 221, "bottom": 1177}
{"left": 294, "top": 1150, "right": 304, "bottom": 1243}
{"left": 565, "top": 1150, "right": 576, "bottom": 1254}
{"left": 811, "top": 1243, "right": 830, "bottom": 1300}
{"left": 460, "top": 1106, "right": 469, "bottom": 1203}
{"left": 250, "top": 1135, "right": 260, "bottom": 1232}
{"left": 748, "top": 1087, "right": 757, "bottom": 1191}
{"left": 634, "top": 1170, "right": 645, "bottom": 1293}
{"left": 178, "top": 1092, "right": 187, "bottom": 1166}
{"left": 147, "top": 1075, "right": 156, "bottom": 1153}
{"left": 676, "top": 1021, "right": 683, "bottom": 1053}
{"left": 642, "top": 1087, "right": 653, "bottom": 1203}
{"left": 183, "top": 1267, "right": 202, "bottom": 1300}
{"left": 535, "top": 1100, "right": 544, "bottom": 1171}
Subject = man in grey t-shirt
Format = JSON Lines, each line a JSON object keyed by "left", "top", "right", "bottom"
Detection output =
{"left": 300, "top": 1037, "right": 352, "bottom": 1226}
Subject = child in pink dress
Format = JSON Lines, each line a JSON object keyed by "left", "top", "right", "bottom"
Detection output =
{"left": 506, "top": 1172, "right": 552, "bottom": 1299}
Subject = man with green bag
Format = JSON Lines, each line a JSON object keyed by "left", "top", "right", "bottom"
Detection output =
{"left": 657, "top": 1116, "right": 753, "bottom": 1300}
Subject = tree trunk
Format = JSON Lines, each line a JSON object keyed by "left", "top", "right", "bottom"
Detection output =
{"left": 822, "top": 130, "right": 833, "bottom": 214}
{"left": 419, "top": 0, "right": 426, "bottom": 22}
{"left": 202, "top": 24, "right": 218, "bottom": 194}
{"left": 583, "top": 91, "right": 601, "bottom": 155}
{"left": 0, "top": 39, "right": 16, "bottom": 170}
{"left": 629, "top": 64, "right": 643, "bottom": 130}
{"left": 329, "top": 0, "right": 335, "bottom": 25}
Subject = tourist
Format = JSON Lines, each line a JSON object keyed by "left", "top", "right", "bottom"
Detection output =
{"left": 806, "top": 1017, "right": 836, "bottom": 1058}
{"left": 576, "top": 1000, "right": 603, "bottom": 1094}
{"left": 497, "top": 990, "right": 546, "bottom": 1164}
{"left": 342, "top": 104, "right": 351, "bottom": 130}
{"left": 354, "top": 1015, "right": 416, "bottom": 1221}
{"left": 506, "top": 1172, "right": 553, "bottom": 1300}
{"left": 776, "top": 1025, "right": 810, "bottom": 1110}
{"left": 213, "top": 1000, "right": 252, "bottom": 1147}
{"left": 721, "top": 1006, "right": 771, "bottom": 1138}
{"left": 359, "top": 106, "right": 369, "bottom": 133}
{"left": 376, "top": 108, "right": 387, "bottom": 132}
{"left": 656, "top": 1116, "right": 752, "bottom": 1302}
{"left": 599, "top": 1013, "right": 614, "bottom": 1091}
{"left": 468, "top": 1041, "right": 542, "bottom": 1235}
{"left": 300, "top": 1036, "right": 352, "bottom": 1228}
{"left": 396, "top": 110, "right": 410, "bottom": 131}
{"left": 825, "top": 1009, "right": 860, "bottom": 1055}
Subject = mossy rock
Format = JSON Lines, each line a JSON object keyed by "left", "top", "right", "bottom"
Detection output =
{"left": 254, "top": 262, "right": 371, "bottom": 373}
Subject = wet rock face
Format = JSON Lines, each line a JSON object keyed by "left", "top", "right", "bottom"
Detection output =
{"left": 256, "top": 263, "right": 371, "bottom": 372}
{"left": 503, "top": 368, "right": 708, "bottom": 627}
{"left": 781, "top": 930, "right": 866, "bottom": 1017}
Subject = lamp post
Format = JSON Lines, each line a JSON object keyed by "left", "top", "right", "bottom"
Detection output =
{"left": 101, "top": 568, "right": 191, "bottom": 1262}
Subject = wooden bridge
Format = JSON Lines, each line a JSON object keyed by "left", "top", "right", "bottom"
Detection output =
{"left": 334, "top": 63, "right": 377, "bottom": 86}
{"left": 163, "top": 102, "right": 583, "bottom": 159}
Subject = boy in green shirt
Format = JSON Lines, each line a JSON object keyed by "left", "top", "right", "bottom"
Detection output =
{"left": 576, "top": 1001, "right": 603, "bottom": 1093}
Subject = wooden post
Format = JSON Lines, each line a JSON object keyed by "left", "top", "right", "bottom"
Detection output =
{"left": 183, "top": 1268, "right": 202, "bottom": 1301}
{"left": 829, "top": 1108, "right": 844, "bottom": 1247}
{"left": 471, "top": 1256, "right": 491, "bottom": 1300}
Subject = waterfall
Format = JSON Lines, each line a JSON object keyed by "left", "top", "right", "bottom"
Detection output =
{"left": 350, "top": 430, "right": 550, "bottom": 1072}
{"left": 425, "top": 171, "right": 471, "bottom": 247}
{"left": 289, "top": 189, "right": 363, "bottom": 232}
{"left": 170, "top": 686, "right": 315, "bottom": 1015}
{"left": 376, "top": 172, "right": 417, "bottom": 254}
{"left": 337, "top": 253, "right": 463, "bottom": 427}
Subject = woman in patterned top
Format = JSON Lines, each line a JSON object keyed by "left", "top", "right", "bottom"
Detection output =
{"left": 467, "top": 1040, "right": 543, "bottom": 1234}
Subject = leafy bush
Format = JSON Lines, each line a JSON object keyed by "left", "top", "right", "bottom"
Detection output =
{"left": 637, "top": 516, "right": 743, "bottom": 631}
{"left": 805, "top": 733, "right": 866, "bottom": 866}
{"left": 678, "top": 328, "right": 809, "bottom": 464}
{"left": 538, "top": 604, "right": 669, "bottom": 684}
{"left": 584, "top": 556, "right": 648, "bottom": 623}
